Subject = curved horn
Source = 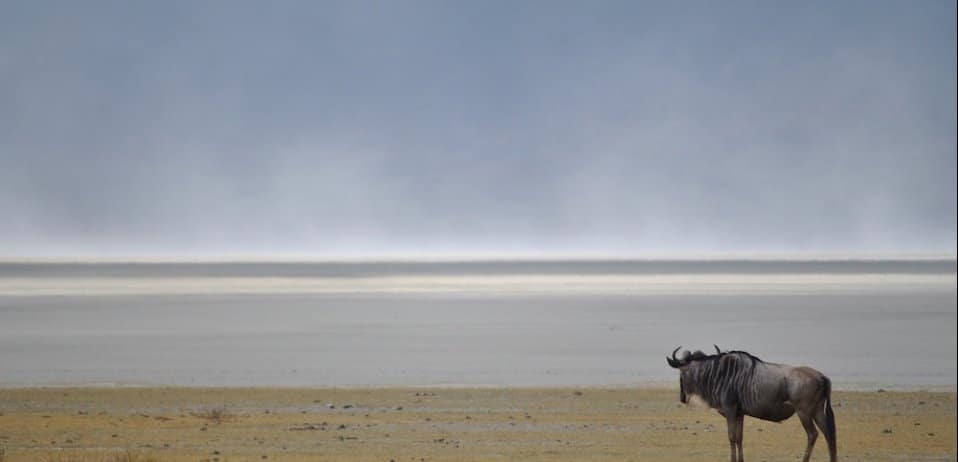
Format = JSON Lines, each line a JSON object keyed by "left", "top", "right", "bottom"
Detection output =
{"left": 672, "top": 346, "right": 682, "bottom": 361}
{"left": 714, "top": 344, "right": 722, "bottom": 354}
{"left": 666, "top": 346, "right": 683, "bottom": 368}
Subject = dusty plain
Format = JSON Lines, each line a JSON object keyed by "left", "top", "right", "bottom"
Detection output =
{"left": 0, "top": 387, "right": 954, "bottom": 461}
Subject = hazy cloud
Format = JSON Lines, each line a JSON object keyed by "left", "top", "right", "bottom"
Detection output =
{"left": 1, "top": 1, "right": 955, "bottom": 257}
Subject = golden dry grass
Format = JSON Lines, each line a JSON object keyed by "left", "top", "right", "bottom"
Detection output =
{"left": 35, "top": 450, "right": 160, "bottom": 462}
{"left": 0, "top": 387, "right": 954, "bottom": 461}
{"left": 191, "top": 406, "right": 235, "bottom": 425}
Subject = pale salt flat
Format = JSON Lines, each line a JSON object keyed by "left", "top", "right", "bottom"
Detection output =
{"left": 0, "top": 260, "right": 954, "bottom": 389}
{"left": 0, "top": 273, "right": 954, "bottom": 296}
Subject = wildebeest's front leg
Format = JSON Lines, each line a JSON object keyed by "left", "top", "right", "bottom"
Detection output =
{"left": 725, "top": 412, "right": 743, "bottom": 462}
{"left": 734, "top": 413, "right": 744, "bottom": 462}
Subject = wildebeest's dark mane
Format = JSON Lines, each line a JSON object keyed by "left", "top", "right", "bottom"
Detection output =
{"left": 686, "top": 349, "right": 764, "bottom": 364}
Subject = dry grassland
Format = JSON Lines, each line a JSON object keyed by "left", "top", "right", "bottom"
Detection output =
{"left": 0, "top": 387, "right": 954, "bottom": 461}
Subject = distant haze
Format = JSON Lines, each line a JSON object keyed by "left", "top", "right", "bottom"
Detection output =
{"left": 1, "top": 1, "right": 955, "bottom": 258}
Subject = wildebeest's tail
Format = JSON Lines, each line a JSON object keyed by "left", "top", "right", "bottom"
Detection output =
{"left": 823, "top": 376, "right": 838, "bottom": 461}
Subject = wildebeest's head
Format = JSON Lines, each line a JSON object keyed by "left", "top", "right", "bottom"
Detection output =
{"left": 667, "top": 346, "right": 691, "bottom": 402}
{"left": 666, "top": 346, "right": 716, "bottom": 403}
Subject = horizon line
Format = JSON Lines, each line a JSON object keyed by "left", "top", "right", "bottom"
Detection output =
{"left": 1, "top": 251, "right": 955, "bottom": 264}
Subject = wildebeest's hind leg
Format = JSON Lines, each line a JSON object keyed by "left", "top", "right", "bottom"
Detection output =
{"left": 813, "top": 403, "right": 838, "bottom": 461}
{"left": 798, "top": 412, "right": 818, "bottom": 462}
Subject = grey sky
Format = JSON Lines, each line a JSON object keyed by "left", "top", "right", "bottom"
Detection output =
{"left": 1, "top": 1, "right": 955, "bottom": 258}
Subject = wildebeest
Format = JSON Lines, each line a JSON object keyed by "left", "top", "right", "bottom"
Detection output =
{"left": 667, "top": 346, "right": 836, "bottom": 462}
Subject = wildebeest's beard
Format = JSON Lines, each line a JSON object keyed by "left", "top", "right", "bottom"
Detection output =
{"left": 679, "top": 375, "right": 687, "bottom": 404}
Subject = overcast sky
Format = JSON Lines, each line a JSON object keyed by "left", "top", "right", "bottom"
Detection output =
{"left": 1, "top": 1, "right": 955, "bottom": 258}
